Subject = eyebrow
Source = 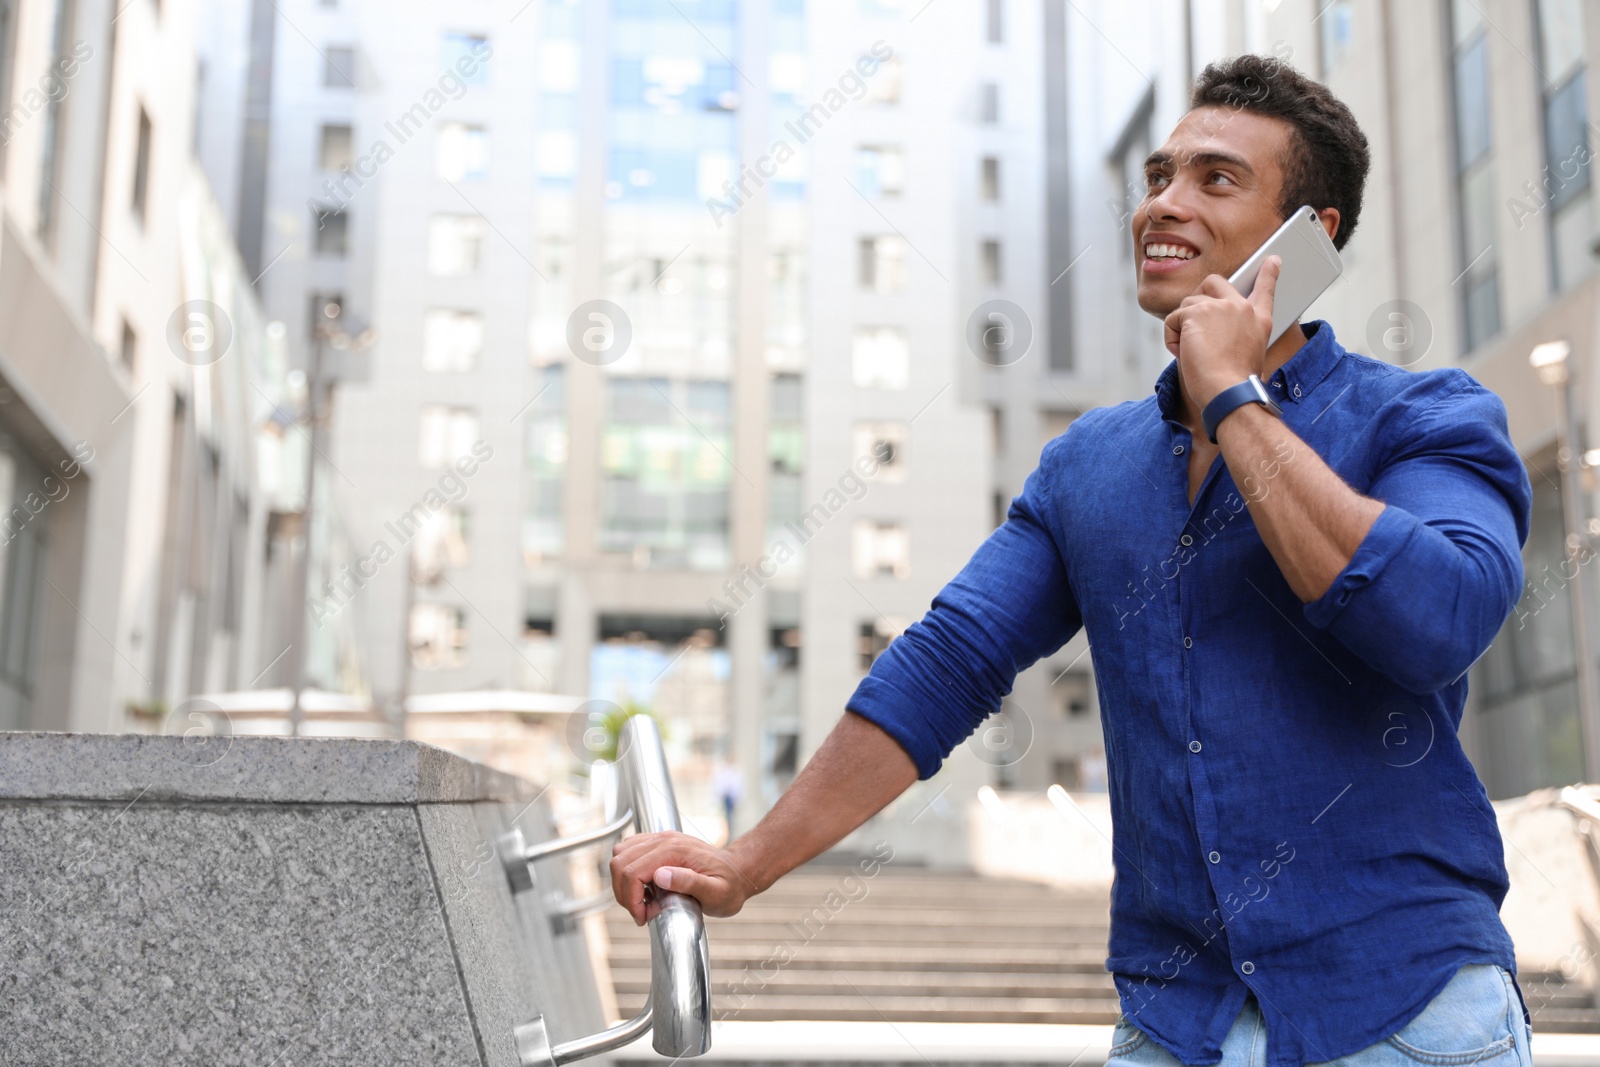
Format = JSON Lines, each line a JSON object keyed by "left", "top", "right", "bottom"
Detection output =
{"left": 1143, "top": 149, "right": 1256, "bottom": 175}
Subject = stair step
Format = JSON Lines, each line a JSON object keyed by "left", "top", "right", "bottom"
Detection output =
{"left": 609, "top": 967, "right": 1118, "bottom": 999}
{"left": 607, "top": 924, "right": 1108, "bottom": 947}
{"left": 602, "top": 867, "right": 1600, "bottom": 1032}
{"left": 615, "top": 994, "right": 1124, "bottom": 1025}
{"left": 607, "top": 942, "right": 1115, "bottom": 972}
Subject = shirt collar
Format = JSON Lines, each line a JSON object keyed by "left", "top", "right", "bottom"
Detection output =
{"left": 1154, "top": 319, "right": 1345, "bottom": 421}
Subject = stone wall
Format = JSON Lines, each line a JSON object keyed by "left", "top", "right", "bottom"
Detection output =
{"left": 0, "top": 732, "right": 613, "bottom": 1065}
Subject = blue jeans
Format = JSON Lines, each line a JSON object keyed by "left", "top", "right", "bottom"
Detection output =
{"left": 1109, "top": 964, "right": 1532, "bottom": 1067}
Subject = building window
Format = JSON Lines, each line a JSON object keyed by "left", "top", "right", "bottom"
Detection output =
{"left": 1318, "top": 0, "right": 1354, "bottom": 74}
{"left": 1471, "top": 456, "right": 1587, "bottom": 796}
{"left": 119, "top": 319, "right": 137, "bottom": 370}
{"left": 981, "top": 239, "right": 1002, "bottom": 285}
{"left": 418, "top": 405, "right": 480, "bottom": 468}
{"left": 852, "top": 327, "right": 909, "bottom": 390}
{"left": 422, "top": 309, "right": 484, "bottom": 372}
{"left": 986, "top": 0, "right": 1003, "bottom": 43}
{"left": 324, "top": 46, "right": 356, "bottom": 88}
{"left": 1534, "top": 0, "right": 1594, "bottom": 291}
{"left": 853, "top": 421, "right": 907, "bottom": 483}
{"left": 32, "top": 0, "right": 69, "bottom": 238}
{"left": 442, "top": 33, "right": 489, "bottom": 86}
{"left": 319, "top": 123, "right": 353, "bottom": 170}
{"left": 0, "top": 436, "right": 49, "bottom": 724}
{"left": 1448, "top": 0, "right": 1500, "bottom": 352}
{"left": 412, "top": 506, "right": 471, "bottom": 576}
{"left": 865, "top": 57, "right": 901, "bottom": 105}
{"left": 599, "top": 377, "right": 731, "bottom": 570}
{"left": 0, "top": 1, "right": 18, "bottom": 174}
{"left": 853, "top": 520, "right": 910, "bottom": 580}
{"left": 858, "top": 235, "right": 907, "bottom": 293}
{"left": 409, "top": 602, "right": 467, "bottom": 669}
{"left": 428, "top": 214, "right": 485, "bottom": 275}
{"left": 437, "top": 122, "right": 490, "bottom": 181}
{"left": 980, "top": 82, "right": 999, "bottom": 124}
{"left": 131, "top": 107, "right": 153, "bottom": 224}
{"left": 524, "top": 362, "right": 567, "bottom": 563}
{"left": 313, "top": 206, "right": 347, "bottom": 256}
{"left": 981, "top": 156, "right": 1000, "bottom": 201}
{"left": 855, "top": 145, "right": 904, "bottom": 198}
{"left": 858, "top": 618, "right": 901, "bottom": 670}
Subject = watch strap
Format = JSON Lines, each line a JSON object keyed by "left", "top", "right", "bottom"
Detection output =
{"left": 1201, "top": 375, "right": 1281, "bottom": 443}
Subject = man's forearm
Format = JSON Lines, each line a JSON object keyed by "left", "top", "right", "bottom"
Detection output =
{"left": 1214, "top": 402, "right": 1384, "bottom": 602}
{"left": 726, "top": 710, "right": 918, "bottom": 894}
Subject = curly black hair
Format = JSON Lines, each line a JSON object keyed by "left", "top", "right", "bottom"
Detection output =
{"left": 1189, "top": 54, "right": 1371, "bottom": 252}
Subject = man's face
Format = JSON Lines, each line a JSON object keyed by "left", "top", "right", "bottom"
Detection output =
{"left": 1132, "top": 106, "right": 1295, "bottom": 318}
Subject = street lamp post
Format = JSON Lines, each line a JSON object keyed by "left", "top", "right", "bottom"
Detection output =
{"left": 1529, "top": 340, "right": 1600, "bottom": 782}
{"left": 283, "top": 302, "right": 375, "bottom": 737}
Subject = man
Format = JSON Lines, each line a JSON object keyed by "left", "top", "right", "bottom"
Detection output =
{"left": 611, "top": 55, "right": 1535, "bottom": 1067}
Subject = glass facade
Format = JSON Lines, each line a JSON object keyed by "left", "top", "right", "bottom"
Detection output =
{"left": 1534, "top": 0, "right": 1595, "bottom": 292}
{"left": 1471, "top": 463, "right": 1587, "bottom": 796}
{"left": 1449, "top": 0, "right": 1501, "bottom": 352}
{"left": 0, "top": 431, "right": 48, "bottom": 729}
{"left": 599, "top": 0, "right": 740, "bottom": 570}
{"left": 524, "top": 363, "right": 566, "bottom": 564}
{"left": 599, "top": 376, "right": 731, "bottom": 568}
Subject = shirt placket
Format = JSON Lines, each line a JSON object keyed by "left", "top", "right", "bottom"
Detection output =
{"left": 1169, "top": 415, "right": 1263, "bottom": 1014}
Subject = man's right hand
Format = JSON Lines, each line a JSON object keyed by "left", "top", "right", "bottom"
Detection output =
{"left": 605, "top": 711, "right": 918, "bottom": 927}
{"left": 609, "top": 830, "right": 762, "bottom": 926}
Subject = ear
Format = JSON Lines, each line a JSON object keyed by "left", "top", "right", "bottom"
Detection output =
{"left": 1316, "top": 207, "right": 1341, "bottom": 246}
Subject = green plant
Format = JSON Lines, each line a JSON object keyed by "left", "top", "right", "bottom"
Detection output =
{"left": 588, "top": 699, "right": 663, "bottom": 767}
{"left": 125, "top": 698, "right": 169, "bottom": 723}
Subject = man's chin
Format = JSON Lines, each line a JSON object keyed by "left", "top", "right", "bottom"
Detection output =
{"left": 1135, "top": 287, "right": 1182, "bottom": 320}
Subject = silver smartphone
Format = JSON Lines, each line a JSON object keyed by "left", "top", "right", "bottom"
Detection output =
{"left": 1228, "top": 204, "right": 1343, "bottom": 347}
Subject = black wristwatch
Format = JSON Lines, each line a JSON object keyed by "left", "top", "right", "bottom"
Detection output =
{"left": 1201, "top": 374, "right": 1283, "bottom": 443}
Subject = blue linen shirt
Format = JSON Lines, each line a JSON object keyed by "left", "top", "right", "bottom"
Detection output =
{"left": 846, "top": 320, "right": 1534, "bottom": 1067}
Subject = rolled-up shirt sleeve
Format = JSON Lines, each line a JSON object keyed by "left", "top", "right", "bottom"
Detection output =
{"left": 1301, "top": 371, "right": 1532, "bottom": 695}
{"left": 847, "top": 436, "right": 1085, "bottom": 779}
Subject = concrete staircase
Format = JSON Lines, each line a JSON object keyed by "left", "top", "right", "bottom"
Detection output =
{"left": 604, "top": 860, "right": 1600, "bottom": 1034}
{"left": 608, "top": 861, "right": 1116, "bottom": 1025}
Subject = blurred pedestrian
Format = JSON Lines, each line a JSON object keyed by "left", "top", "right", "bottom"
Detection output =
{"left": 710, "top": 756, "right": 744, "bottom": 838}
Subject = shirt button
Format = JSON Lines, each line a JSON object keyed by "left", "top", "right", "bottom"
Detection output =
{"left": 1172, "top": 444, "right": 1185, "bottom": 455}
{"left": 1208, "top": 850, "right": 1220, "bottom": 863}
{"left": 1183, "top": 636, "right": 1193, "bottom": 649}
{"left": 1270, "top": 379, "right": 1282, "bottom": 389}
{"left": 1189, "top": 740, "right": 1202, "bottom": 753}
{"left": 1241, "top": 961, "right": 1256, "bottom": 975}
{"left": 1292, "top": 383, "right": 1302, "bottom": 398}
{"left": 1179, "top": 534, "right": 1193, "bottom": 546}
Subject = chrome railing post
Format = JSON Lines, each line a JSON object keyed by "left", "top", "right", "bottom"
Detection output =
{"left": 509, "top": 715, "right": 712, "bottom": 1066}
{"left": 620, "top": 714, "right": 713, "bottom": 1058}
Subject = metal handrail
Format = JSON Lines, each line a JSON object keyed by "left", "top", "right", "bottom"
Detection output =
{"left": 499, "top": 759, "right": 634, "bottom": 894}
{"left": 548, "top": 888, "right": 616, "bottom": 935}
{"left": 510, "top": 715, "right": 712, "bottom": 1066}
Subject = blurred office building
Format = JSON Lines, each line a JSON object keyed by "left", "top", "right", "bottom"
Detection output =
{"left": 194, "top": 0, "right": 1098, "bottom": 835}
{"left": 1061, "top": 0, "right": 1600, "bottom": 799}
{"left": 0, "top": 0, "right": 289, "bottom": 732}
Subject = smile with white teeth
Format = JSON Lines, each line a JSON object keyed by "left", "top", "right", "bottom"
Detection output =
{"left": 1144, "top": 243, "right": 1197, "bottom": 260}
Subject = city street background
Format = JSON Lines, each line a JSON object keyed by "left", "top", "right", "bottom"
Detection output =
{"left": 0, "top": 0, "right": 1597, "bottom": 911}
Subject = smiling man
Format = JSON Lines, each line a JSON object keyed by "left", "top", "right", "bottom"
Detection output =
{"left": 611, "top": 55, "right": 1535, "bottom": 1067}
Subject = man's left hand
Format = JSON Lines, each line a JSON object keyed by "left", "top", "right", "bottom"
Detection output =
{"left": 1164, "top": 254, "right": 1280, "bottom": 410}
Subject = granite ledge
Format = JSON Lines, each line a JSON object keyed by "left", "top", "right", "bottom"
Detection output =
{"left": 0, "top": 732, "right": 545, "bottom": 805}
